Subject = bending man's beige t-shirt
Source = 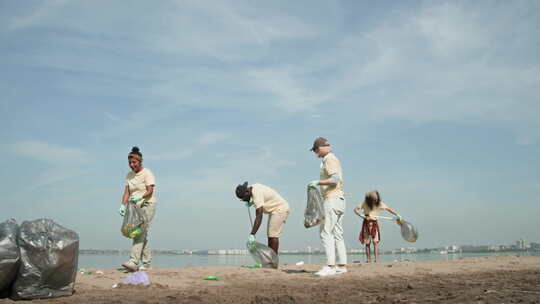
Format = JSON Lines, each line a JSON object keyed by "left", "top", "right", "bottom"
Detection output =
{"left": 250, "top": 183, "right": 289, "bottom": 214}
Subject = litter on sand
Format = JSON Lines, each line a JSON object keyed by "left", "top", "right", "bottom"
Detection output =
{"left": 203, "top": 275, "right": 219, "bottom": 280}
{"left": 123, "top": 271, "right": 150, "bottom": 286}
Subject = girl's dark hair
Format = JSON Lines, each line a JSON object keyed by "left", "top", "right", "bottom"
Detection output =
{"left": 366, "top": 191, "right": 381, "bottom": 210}
{"left": 128, "top": 146, "right": 143, "bottom": 160}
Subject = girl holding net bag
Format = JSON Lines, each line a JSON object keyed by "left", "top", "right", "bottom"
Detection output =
{"left": 353, "top": 190, "right": 401, "bottom": 263}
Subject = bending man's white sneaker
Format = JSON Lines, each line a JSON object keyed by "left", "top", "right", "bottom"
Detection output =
{"left": 315, "top": 266, "right": 336, "bottom": 277}
{"left": 335, "top": 266, "right": 347, "bottom": 274}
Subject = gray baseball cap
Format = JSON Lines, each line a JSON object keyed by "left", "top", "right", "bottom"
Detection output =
{"left": 310, "top": 137, "right": 330, "bottom": 151}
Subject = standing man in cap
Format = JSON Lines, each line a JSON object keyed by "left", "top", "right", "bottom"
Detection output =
{"left": 235, "top": 182, "right": 290, "bottom": 255}
{"left": 308, "top": 137, "right": 347, "bottom": 276}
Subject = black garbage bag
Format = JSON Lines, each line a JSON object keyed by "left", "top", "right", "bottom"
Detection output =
{"left": 0, "top": 219, "right": 20, "bottom": 297}
{"left": 304, "top": 187, "right": 324, "bottom": 228}
{"left": 11, "top": 219, "right": 79, "bottom": 300}
{"left": 246, "top": 241, "right": 279, "bottom": 269}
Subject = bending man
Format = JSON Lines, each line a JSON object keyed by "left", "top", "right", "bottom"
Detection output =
{"left": 235, "top": 182, "right": 290, "bottom": 254}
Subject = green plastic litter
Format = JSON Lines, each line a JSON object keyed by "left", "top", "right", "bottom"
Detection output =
{"left": 203, "top": 275, "right": 219, "bottom": 281}
{"left": 246, "top": 264, "right": 262, "bottom": 269}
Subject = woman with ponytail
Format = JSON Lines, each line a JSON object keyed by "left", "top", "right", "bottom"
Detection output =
{"left": 119, "top": 146, "right": 157, "bottom": 272}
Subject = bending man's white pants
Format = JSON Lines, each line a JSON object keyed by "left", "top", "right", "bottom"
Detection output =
{"left": 319, "top": 197, "right": 347, "bottom": 266}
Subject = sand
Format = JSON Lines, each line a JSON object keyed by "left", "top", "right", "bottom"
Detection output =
{"left": 1, "top": 255, "right": 539, "bottom": 303}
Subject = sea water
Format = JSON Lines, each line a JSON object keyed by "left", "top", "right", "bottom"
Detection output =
{"left": 78, "top": 251, "right": 540, "bottom": 269}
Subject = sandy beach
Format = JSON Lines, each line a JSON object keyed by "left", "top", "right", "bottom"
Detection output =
{"left": 1, "top": 255, "right": 539, "bottom": 303}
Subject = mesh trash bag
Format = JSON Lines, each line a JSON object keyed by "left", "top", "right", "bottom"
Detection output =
{"left": 121, "top": 203, "right": 147, "bottom": 239}
{"left": 11, "top": 219, "right": 79, "bottom": 300}
{"left": 246, "top": 241, "right": 279, "bottom": 269}
{"left": 0, "top": 219, "right": 20, "bottom": 296}
{"left": 304, "top": 187, "right": 324, "bottom": 228}
{"left": 398, "top": 219, "right": 418, "bottom": 242}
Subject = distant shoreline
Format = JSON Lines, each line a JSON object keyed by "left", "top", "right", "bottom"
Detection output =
{"left": 79, "top": 248, "right": 539, "bottom": 255}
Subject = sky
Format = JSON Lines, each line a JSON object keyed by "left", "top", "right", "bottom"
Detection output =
{"left": 1, "top": 0, "right": 539, "bottom": 251}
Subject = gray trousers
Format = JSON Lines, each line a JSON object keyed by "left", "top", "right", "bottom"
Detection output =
{"left": 129, "top": 201, "right": 156, "bottom": 266}
{"left": 319, "top": 197, "right": 347, "bottom": 266}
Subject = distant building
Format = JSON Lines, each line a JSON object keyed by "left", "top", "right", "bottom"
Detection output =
{"left": 516, "top": 239, "right": 528, "bottom": 250}
{"left": 448, "top": 245, "right": 461, "bottom": 253}
{"left": 206, "top": 249, "right": 248, "bottom": 255}
{"left": 461, "top": 245, "right": 491, "bottom": 253}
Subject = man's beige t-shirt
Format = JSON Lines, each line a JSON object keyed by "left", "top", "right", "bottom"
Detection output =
{"left": 250, "top": 183, "right": 289, "bottom": 214}
{"left": 126, "top": 168, "right": 157, "bottom": 204}
{"left": 358, "top": 201, "right": 388, "bottom": 220}
{"left": 319, "top": 152, "right": 344, "bottom": 198}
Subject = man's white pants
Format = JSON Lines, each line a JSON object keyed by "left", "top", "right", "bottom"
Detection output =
{"left": 319, "top": 196, "right": 347, "bottom": 266}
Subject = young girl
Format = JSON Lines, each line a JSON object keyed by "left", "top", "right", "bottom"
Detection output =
{"left": 353, "top": 191, "right": 400, "bottom": 263}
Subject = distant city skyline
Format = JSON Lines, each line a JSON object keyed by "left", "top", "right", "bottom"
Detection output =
{"left": 79, "top": 238, "right": 540, "bottom": 254}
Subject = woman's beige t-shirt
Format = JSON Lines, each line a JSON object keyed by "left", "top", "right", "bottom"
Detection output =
{"left": 125, "top": 168, "right": 157, "bottom": 204}
{"left": 358, "top": 201, "right": 388, "bottom": 220}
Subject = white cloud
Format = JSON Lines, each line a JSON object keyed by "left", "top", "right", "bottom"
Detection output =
{"left": 6, "top": 140, "right": 90, "bottom": 165}
{"left": 246, "top": 67, "right": 330, "bottom": 112}
{"left": 164, "top": 145, "right": 294, "bottom": 200}
{"left": 197, "top": 132, "right": 230, "bottom": 145}
{"left": 415, "top": 3, "right": 490, "bottom": 58}
{"left": 8, "top": 0, "right": 69, "bottom": 31}
{"left": 5, "top": 1, "right": 540, "bottom": 145}
{"left": 144, "top": 131, "right": 231, "bottom": 161}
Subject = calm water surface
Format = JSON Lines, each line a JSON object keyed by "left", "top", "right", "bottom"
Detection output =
{"left": 78, "top": 251, "right": 539, "bottom": 269}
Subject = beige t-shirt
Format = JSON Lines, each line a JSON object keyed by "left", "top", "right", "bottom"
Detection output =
{"left": 125, "top": 168, "right": 157, "bottom": 204}
{"left": 358, "top": 201, "right": 388, "bottom": 220}
{"left": 319, "top": 153, "right": 344, "bottom": 198}
{"left": 250, "top": 183, "right": 289, "bottom": 214}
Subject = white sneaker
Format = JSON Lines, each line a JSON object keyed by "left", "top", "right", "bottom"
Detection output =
{"left": 121, "top": 262, "right": 138, "bottom": 272}
{"left": 315, "top": 266, "right": 336, "bottom": 277}
{"left": 335, "top": 266, "right": 347, "bottom": 274}
{"left": 139, "top": 265, "right": 151, "bottom": 271}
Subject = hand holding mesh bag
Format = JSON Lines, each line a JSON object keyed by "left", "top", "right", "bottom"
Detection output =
{"left": 120, "top": 202, "right": 147, "bottom": 239}
{"left": 396, "top": 218, "right": 418, "bottom": 242}
{"left": 373, "top": 215, "right": 419, "bottom": 243}
{"left": 304, "top": 186, "right": 325, "bottom": 228}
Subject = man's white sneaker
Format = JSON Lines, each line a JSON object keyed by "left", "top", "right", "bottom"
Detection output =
{"left": 335, "top": 266, "right": 347, "bottom": 274}
{"left": 315, "top": 266, "right": 336, "bottom": 277}
{"left": 139, "top": 265, "right": 151, "bottom": 271}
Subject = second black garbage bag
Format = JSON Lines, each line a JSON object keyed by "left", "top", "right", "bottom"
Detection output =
{"left": 0, "top": 219, "right": 20, "bottom": 297}
{"left": 11, "top": 218, "right": 79, "bottom": 300}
